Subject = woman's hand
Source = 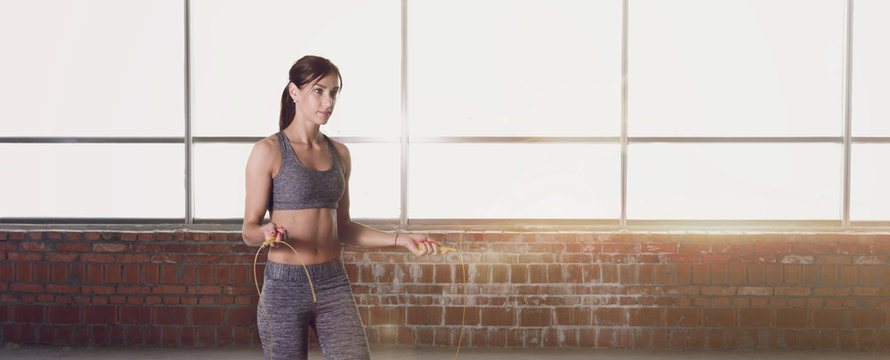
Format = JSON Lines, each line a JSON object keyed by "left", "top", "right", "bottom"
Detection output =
{"left": 397, "top": 233, "right": 449, "bottom": 256}
{"left": 261, "top": 223, "right": 287, "bottom": 248}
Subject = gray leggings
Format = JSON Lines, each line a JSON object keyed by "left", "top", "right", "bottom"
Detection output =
{"left": 258, "top": 258, "right": 370, "bottom": 360}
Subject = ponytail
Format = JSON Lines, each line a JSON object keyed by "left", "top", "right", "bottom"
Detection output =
{"left": 277, "top": 55, "right": 342, "bottom": 131}
{"left": 279, "top": 84, "right": 295, "bottom": 131}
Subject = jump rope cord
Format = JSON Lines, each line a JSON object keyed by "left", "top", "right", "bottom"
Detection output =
{"left": 253, "top": 230, "right": 317, "bottom": 360}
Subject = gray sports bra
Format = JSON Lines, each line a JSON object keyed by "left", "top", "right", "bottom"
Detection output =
{"left": 269, "top": 132, "right": 345, "bottom": 211}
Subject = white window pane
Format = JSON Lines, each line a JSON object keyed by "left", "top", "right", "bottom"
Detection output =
{"left": 408, "top": 0, "right": 622, "bottom": 137}
{"left": 193, "top": 143, "right": 252, "bottom": 219}
{"left": 191, "top": 0, "right": 400, "bottom": 137}
{"left": 347, "top": 144, "right": 400, "bottom": 219}
{"left": 0, "top": 0, "right": 184, "bottom": 137}
{"left": 852, "top": 0, "right": 890, "bottom": 136}
{"left": 627, "top": 143, "right": 842, "bottom": 220}
{"left": 0, "top": 144, "right": 183, "bottom": 218}
{"left": 409, "top": 144, "right": 620, "bottom": 219}
{"left": 850, "top": 144, "right": 890, "bottom": 221}
{"left": 628, "top": 0, "right": 845, "bottom": 137}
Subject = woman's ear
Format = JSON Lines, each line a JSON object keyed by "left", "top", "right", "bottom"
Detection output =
{"left": 288, "top": 82, "right": 299, "bottom": 103}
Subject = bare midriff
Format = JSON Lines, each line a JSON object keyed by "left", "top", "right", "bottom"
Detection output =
{"left": 268, "top": 208, "right": 342, "bottom": 265}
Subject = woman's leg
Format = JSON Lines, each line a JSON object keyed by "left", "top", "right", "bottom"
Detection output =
{"left": 257, "top": 263, "right": 316, "bottom": 360}
{"left": 312, "top": 264, "right": 371, "bottom": 359}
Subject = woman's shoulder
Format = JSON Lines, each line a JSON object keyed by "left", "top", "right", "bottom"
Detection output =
{"left": 248, "top": 133, "right": 282, "bottom": 160}
{"left": 326, "top": 136, "right": 350, "bottom": 159}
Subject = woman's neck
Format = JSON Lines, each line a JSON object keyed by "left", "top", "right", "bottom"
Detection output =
{"left": 283, "top": 121, "right": 323, "bottom": 145}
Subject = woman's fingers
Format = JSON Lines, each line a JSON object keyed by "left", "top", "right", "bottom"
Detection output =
{"left": 416, "top": 238, "right": 446, "bottom": 255}
{"left": 272, "top": 226, "right": 287, "bottom": 248}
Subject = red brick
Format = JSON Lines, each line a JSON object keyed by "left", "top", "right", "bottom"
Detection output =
{"left": 433, "top": 264, "right": 452, "bottom": 283}
{"left": 116, "top": 254, "right": 150, "bottom": 263}
{"left": 0, "top": 263, "right": 13, "bottom": 281}
{"left": 84, "top": 306, "right": 116, "bottom": 324}
{"left": 679, "top": 244, "right": 712, "bottom": 254}
{"left": 617, "top": 264, "right": 635, "bottom": 284}
{"left": 92, "top": 326, "right": 109, "bottom": 345}
{"left": 14, "top": 305, "right": 45, "bottom": 323}
{"left": 671, "top": 264, "right": 690, "bottom": 284}
{"left": 124, "top": 264, "right": 140, "bottom": 283}
{"left": 765, "top": 264, "right": 783, "bottom": 284}
{"left": 861, "top": 266, "right": 878, "bottom": 285}
{"left": 519, "top": 308, "right": 551, "bottom": 327}
{"left": 602, "top": 243, "right": 636, "bottom": 253}
{"left": 642, "top": 243, "right": 676, "bottom": 253}
{"left": 225, "top": 307, "right": 255, "bottom": 326}
{"left": 120, "top": 307, "right": 152, "bottom": 324}
{"left": 216, "top": 266, "right": 232, "bottom": 284}
{"left": 822, "top": 265, "right": 839, "bottom": 284}
{"left": 739, "top": 308, "right": 771, "bottom": 327}
{"left": 840, "top": 266, "right": 857, "bottom": 285}
{"left": 851, "top": 309, "right": 884, "bottom": 329}
{"left": 555, "top": 307, "right": 591, "bottom": 326}
{"left": 155, "top": 307, "right": 188, "bottom": 325}
{"left": 754, "top": 244, "right": 791, "bottom": 253}
{"left": 48, "top": 306, "right": 80, "bottom": 324}
{"left": 368, "top": 306, "right": 404, "bottom": 326}
{"left": 741, "top": 254, "right": 776, "bottom": 263}
{"left": 105, "top": 265, "right": 121, "bottom": 283}
{"left": 692, "top": 264, "right": 709, "bottom": 284}
{"left": 11, "top": 283, "right": 43, "bottom": 293}
{"left": 444, "top": 306, "right": 478, "bottom": 327}
{"left": 178, "top": 326, "right": 196, "bottom": 346}
{"left": 87, "top": 264, "right": 103, "bottom": 283}
{"left": 527, "top": 264, "right": 547, "bottom": 283}
{"left": 688, "top": 329, "right": 706, "bottom": 348}
{"left": 817, "top": 255, "right": 851, "bottom": 265}
{"left": 15, "top": 263, "right": 32, "bottom": 282}
{"left": 81, "top": 285, "right": 115, "bottom": 295}
{"left": 594, "top": 307, "right": 626, "bottom": 326}
{"left": 197, "top": 265, "right": 214, "bottom": 284}
{"left": 481, "top": 307, "right": 514, "bottom": 327}
{"left": 198, "top": 244, "right": 232, "bottom": 253}
{"left": 820, "top": 330, "right": 839, "bottom": 349}
{"left": 859, "top": 330, "right": 877, "bottom": 349}
{"left": 80, "top": 254, "right": 114, "bottom": 263}
{"left": 667, "top": 254, "right": 701, "bottom": 263}
{"left": 813, "top": 309, "right": 847, "bottom": 329}
{"left": 187, "top": 286, "right": 220, "bottom": 295}
{"left": 191, "top": 307, "right": 223, "bottom": 326}
{"left": 628, "top": 308, "right": 663, "bottom": 327}
{"left": 144, "top": 264, "right": 159, "bottom": 284}
{"left": 547, "top": 264, "right": 563, "bottom": 283}
{"left": 92, "top": 243, "right": 127, "bottom": 252}
{"left": 703, "top": 308, "right": 735, "bottom": 327}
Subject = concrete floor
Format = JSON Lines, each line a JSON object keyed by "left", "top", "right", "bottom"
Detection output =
{"left": 0, "top": 345, "right": 888, "bottom": 360}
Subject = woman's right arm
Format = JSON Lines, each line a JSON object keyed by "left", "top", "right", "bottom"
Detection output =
{"left": 242, "top": 139, "right": 280, "bottom": 247}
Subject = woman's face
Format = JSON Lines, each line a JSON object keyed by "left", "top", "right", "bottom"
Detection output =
{"left": 291, "top": 73, "right": 340, "bottom": 126}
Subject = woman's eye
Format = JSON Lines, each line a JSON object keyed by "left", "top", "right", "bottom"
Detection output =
{"left": 313, "top": 88, "right": 322, "bottom": 94}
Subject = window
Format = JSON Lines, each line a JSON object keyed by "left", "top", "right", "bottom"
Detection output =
{"left": 0, "top": 0, "right": 184, "bottom": 220}
{"left": 2, "top": 0, "right": 888, "bottom": 226}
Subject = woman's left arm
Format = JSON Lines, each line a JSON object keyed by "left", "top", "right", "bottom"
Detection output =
{"left": 333, "top": 141, "right": 443, "bottom": 255}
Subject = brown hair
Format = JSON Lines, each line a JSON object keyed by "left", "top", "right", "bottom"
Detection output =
{"left": 279, "top": 55, "right": 343, "bottom": 130}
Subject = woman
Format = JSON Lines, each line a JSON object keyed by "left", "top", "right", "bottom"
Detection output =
{"left": 242, "top": 55, "right": 443, "bottom": 359}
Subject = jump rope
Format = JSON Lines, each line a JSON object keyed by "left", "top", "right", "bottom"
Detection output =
{"left": 253, "top": 227, "right": 468, "bottom": 360}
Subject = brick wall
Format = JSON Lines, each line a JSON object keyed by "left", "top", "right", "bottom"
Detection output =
{"left": 2, "top": 229, "right": 890, "bottom": 349}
